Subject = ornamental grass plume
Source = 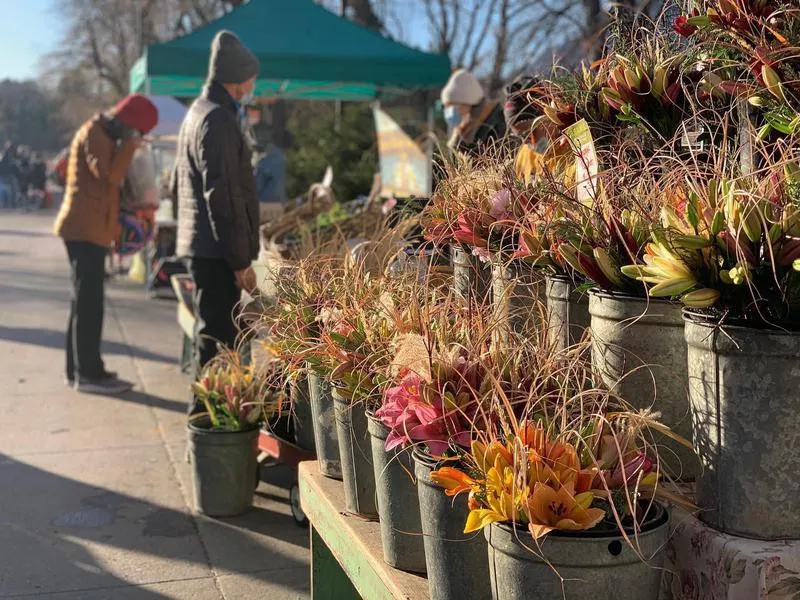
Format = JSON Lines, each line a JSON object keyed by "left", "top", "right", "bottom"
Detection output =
{"left": 373, "top": 279, "right": 502, "bottom": 456}
{"left": 258, "top": 254, "right": 345, "bottom": 381}
{"left": 314, "top": 224, "right": 444, "bottom": 405}
{"left": 421, "top": 151, "right": 507, "bottom": 256}
{"left": 257, "top": 215, "right": 422, "bottom": 387}
{"left": 424, "top": 128, "right": 576, "bottom": 276}
{"left": 547, "top": 161, "right": 663, "bottom": 294}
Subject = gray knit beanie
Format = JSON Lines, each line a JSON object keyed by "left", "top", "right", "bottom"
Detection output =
{"left": 208, "top": 30, "right": 259, "bottom": 84}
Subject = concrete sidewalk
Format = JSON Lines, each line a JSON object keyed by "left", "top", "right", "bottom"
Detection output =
{"left": 0, "top": 211, "right": 310, "bottom": 599}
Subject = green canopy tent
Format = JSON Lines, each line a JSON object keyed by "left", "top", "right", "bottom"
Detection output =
{"left": 129, "top": 0, "right": 451, "bottom": 100}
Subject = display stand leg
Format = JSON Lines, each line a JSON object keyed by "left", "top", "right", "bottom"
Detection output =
{"left": 311, "top": 528, "right": 360, "bottom": 600}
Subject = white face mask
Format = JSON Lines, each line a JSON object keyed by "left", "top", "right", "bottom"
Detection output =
{"left": 240, "top": 91, "right": 254, "bottom": 106}
{"left": 238, "top": 81, "right": 255, "bottom": 106}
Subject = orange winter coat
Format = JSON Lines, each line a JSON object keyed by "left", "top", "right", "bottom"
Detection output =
{"left": 54, "top": 116, "right": 137, "bottom": 247}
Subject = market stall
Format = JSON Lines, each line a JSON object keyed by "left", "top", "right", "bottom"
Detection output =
{"left": 124, "top": 0, "right": 800, "bottom": 596}
{"left": 129, "top": 0, "right": 450, "bottom": 100}
{"left": 129, "top": 0, "right": 450, "bottom": 293}
{"left": 176, "top": 0, "right": 800, "bottom": 598}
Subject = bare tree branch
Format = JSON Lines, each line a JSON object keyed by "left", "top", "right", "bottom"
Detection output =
{"left": 466, "top": 0, "right": 497, "bottom": 72}
{"left": 349, "top": 0, "right": 386, "bottom": 32}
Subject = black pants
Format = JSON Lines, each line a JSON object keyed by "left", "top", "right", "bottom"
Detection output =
{"left": 189, "top": 256, "right": 240, "bottom": 378}
{"left": 65, "top": 241, "right": 107, "bottom": 380}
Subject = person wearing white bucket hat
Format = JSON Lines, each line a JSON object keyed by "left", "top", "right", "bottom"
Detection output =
{"left": 440, "top": 68, "right": 506, "bottom": 157}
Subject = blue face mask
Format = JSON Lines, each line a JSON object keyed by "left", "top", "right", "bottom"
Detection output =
{"left": 444, "top": 105, "right": 462, "bottom": 130}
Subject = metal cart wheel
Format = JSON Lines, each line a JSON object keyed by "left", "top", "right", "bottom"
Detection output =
{"left": 290, "top": 483, "right": 308, "bottom": 527}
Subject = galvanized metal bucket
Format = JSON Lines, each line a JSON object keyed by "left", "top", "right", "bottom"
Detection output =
{"left": 414, "top": 450, "right": 491, "bottom": 600}
{"left": 367, "top": 415, "right": 426, "bottom": 573}
{"left": 491, "top": 260, "right": 545, "bottom": 336}
{"left": 333, "top": 390, "right": 377, "bottom": 518}
{"left": 188, "top": 418, "right": 259, "bottom": 517}
{"left": 291, "top": 376, "right": 316, "bottom": 452}
{"left": 485, "top": 506, "right": 669, "bottom": 600}
{"left": 452, "top": 245, "right": 492, "bottom": 303}
{"left": 685, "top": 314, "right": 800, "bottom": 539}
{"left": 545, "top": 275, "right": 590, "bottom": 351}
{"left": 308, "top": 372, "right": 342, "bottom": 479}
{"left": 589, "top": 290, "right": 699, "bottom": 479}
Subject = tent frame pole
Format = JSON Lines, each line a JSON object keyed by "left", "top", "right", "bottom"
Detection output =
{"left": 426, "top": 102, "right": 434, "bottom": 196}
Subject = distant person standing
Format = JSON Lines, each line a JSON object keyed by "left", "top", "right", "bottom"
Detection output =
{"left": 14, "top": 146, "right": 31, "bottom": 197}
{"left": 250, "top": 128, "right": 287, "bottom": 224}
{"left": 54, "top": 94, "right": 159, "bottom": 394}
{"left": 27, "top": 152, "right": 49, "bottom": 210}
{"left": 441, "top": 68, "right": 506, "bottom": 158}
{"left": 29, "top": 152, "right": 47, "bottom": 193}
{"left": 173, "top": 30, "right": 260, "bottom": 410}
{"left": 0, "top": 142, "right": 15, "bottom": 208}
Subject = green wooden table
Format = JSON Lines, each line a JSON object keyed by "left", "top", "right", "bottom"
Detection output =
{"left": 298, "top": 461, "right": 429, "bottom": 600}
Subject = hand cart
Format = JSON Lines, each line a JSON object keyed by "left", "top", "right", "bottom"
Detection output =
{"left": 257, "top": 429, "right": 316, "bottom": 526}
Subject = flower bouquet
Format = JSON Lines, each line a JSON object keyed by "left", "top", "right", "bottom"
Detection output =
{"left": 188, "top": 350, "right": 284, "bottom": 517}
{"left": 620, "top": 154, "right": 800, "bottom": 537}
{"left": 427, "top": 379, "right": 690, "bottom": 599}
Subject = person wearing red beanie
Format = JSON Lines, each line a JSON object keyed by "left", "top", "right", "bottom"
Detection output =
{"left": 54, "top": 95, "right": 159, "bottom": 394}
{"left": 110, "top": 94, "right": 159, "bottom": 136}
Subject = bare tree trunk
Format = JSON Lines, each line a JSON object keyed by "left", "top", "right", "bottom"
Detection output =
{"left": 583, "top": 0, "right": 605, "bottom": 59}
{"left": 348, "top": 0, "right": 385, "bottom": 32}
{"left": 488, "top": 0, "right": 510, "bottom": 96}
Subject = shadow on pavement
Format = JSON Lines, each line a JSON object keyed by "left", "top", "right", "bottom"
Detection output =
{"left": 118, "top": 390, "right": 189, "bottom": 414}
{"left": 0, "top": 454, "right": 309, "bottom": 598}
{"left": 0, "top": 325, "right": 177, "bottom": 365}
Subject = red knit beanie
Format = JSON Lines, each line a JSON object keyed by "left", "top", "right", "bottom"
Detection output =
{"left": 111, "top": 94, "right": 159, "bottom": 135}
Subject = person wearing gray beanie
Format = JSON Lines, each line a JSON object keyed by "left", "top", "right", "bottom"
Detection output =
{"left": 173, "top": 29, "right": 261, "bottom": 415}
{"left": 208, "top": 30, "right": 260, "bottom": 87}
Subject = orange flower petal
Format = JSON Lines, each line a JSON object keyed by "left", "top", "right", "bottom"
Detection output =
{"left": 555, "top": 518, "right": 589, "bottom": 531}
{"left": 430, "top": 467, "right": 475, "bottom": 496}
{"left": 528, "top": 522, "right": 555, "bottom": 540}
{"left": 528, "top": 482, "right": 559, "bottom": 525}
{"left": 471, "top": 440, "right": 488, "bottom": 473}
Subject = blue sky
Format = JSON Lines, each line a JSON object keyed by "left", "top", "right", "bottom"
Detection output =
{"left": 0, "top": 1, "right": 434, "bottom": 82}
{"left": 0, "top": 0, "right": 63, "bottom": 80}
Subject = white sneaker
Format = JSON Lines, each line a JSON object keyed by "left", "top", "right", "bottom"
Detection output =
{"left": 75, "top": 377, "right": 134, "bottom": 395}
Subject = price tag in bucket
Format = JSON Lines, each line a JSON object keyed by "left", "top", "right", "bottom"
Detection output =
{"left": 563, "top": 119, "right": 598, "bottom": 207}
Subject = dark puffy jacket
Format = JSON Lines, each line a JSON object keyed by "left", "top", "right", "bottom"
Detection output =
{"left": 449, "top": 101, "right": 508, "bottom": 158}
{"left": 173, "top": 82, "right": 258, "bottom": 271}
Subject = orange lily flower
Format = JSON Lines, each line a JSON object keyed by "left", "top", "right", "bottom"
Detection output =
{"left": 464, "top": 463, "right": 526, "bottom": 533}
{"left": 520, "top": 422, "right": 595, "bottom": 493}
{"left": 526, "top": 482, "right": 606, "bottom": 540}
{"left": 429, "top": 467, "right": 477, "bottom": 497}
{"left": 472, "top": 439, "right": 513, "bottom": 474}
